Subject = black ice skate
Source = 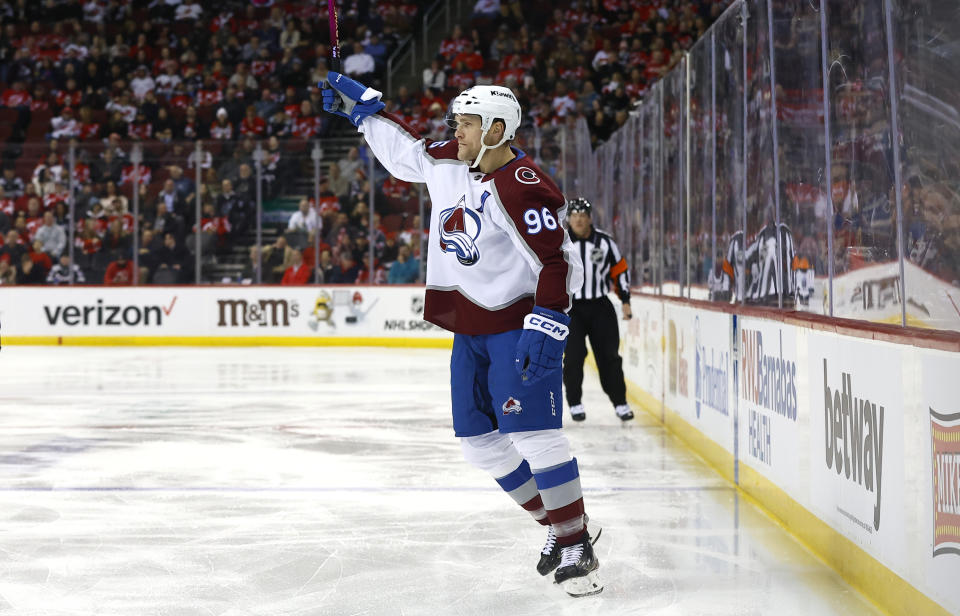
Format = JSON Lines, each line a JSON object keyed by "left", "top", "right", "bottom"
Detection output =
{"left": 553, "top": 530, "right": 603, "bottom": 597}
{"left": 537, "top": 525, "right": 561, "bottom": 575}
{"left": 537, "top": 515, "right": 601, "bottom": 576}
{"left": 615, "top": 404, "right": 635, "bottom": 421}
{"left": 569, "top": 404, "right": 586, "bottom": 422}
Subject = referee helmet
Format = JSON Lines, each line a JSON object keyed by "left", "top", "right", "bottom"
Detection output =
{"left": 567, "top": 197, "right": 592, "bottom": 215}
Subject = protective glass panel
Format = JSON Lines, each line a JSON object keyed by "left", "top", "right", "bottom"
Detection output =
{"left": 743, "top": 0, "right": 780, "bottom": 307}
{"left": 712, "top": 4, "right": 746, "bottom": 305}
{"left": 662, "top": 63, "right": 686, "bottom": 296}
{"left": 827, "top": 0, "right": 897, "bottom": 322}
{"left": 894, "top": 0, "right": 960, "bottom": 331}
{"left": 688, "top": 36, "right": 714, "bottom": 295}
{"left": 771, "top": 0, "right": 827, "bottom": 313}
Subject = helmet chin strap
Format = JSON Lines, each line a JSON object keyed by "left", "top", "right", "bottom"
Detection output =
{"left": 470, "top": 126, "right": 509, "bottom": 169}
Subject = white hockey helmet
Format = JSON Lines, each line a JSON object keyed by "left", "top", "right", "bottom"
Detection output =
{"left": 445, "top": 85, "right": 521, "bottom": 167}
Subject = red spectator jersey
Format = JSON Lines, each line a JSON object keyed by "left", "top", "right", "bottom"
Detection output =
{"left": 281, "top": 262, "right": 312, "bottom": 284}
{"left": 240, "top": 116, "right": 267, "bottom": 137}
{"left": 1, "top": 89, "right": 31, "bottom": 107}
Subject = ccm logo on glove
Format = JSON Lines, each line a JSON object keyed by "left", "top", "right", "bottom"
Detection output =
{"left": 523, "top": 313, "right": 569, "bottom": 341}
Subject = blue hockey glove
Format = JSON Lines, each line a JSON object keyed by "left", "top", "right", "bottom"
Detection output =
{"left": 320, "top": 71, "right": 385, "bottom": 127}
{"left": 514, "top": 306, "right": 571, "bottom": 386}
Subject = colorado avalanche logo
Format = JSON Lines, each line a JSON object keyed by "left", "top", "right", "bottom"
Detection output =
{"left": 502, "top": 397, "right": 523, "bottom": 415}
{"left": 438, "top": 195, "right": 482, "bottom": 266}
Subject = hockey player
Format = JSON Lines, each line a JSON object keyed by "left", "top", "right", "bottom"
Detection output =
{"left": 563, "top": 197, "right": 635, "bottom": 422}
{"left": 321, "top": 72, "right": 602, "bottom": 596}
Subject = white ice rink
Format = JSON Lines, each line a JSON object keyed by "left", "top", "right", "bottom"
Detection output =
{"left": 0, "top": 346, "right": 881, "bottom": 615}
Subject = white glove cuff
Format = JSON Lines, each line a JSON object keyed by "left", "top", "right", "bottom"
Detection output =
{"left": 360, "top": 87, "right": 383, "bottom": 102}
{"left": 522, "top": 313, "right": 569, "bottom": 341}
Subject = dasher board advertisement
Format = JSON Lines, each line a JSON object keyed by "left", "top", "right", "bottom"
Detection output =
{"left": 737, "top": 317, "right": 801, "bottom": 497}
{"left": 664, "top": 303, "right": 733, "bottom": 453}
{"left": 621, "top": 295, "right": 663, "bottom": 402}
{"left": 921, "top": 351, "right": 960, "bottom": 615}
{"left": 807, "top": 332, "right": 906, "bottom": 565}
{"left": 0, "top": 286, "right": 452, "bottom": 340}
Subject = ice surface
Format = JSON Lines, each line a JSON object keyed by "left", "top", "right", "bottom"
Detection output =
{"left": 0, "top": 346, "right": 879, "bottom": 615}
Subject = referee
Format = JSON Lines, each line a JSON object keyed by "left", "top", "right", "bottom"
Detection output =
{"left": 563, "top": 198, "right": 634, "bottom": 422}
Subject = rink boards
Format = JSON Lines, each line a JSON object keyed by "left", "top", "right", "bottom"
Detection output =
{"left": 2, "top": 285, "right": 959, "bottom": 614}
{"left": 619, "top": 294, "right": 960, "bottom": 616}
{"left": 0, "top": 285, "right": 453, "bottom": 347}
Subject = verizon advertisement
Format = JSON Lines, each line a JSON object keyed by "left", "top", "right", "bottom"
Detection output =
{"left": 920, "top": 351, "right": 960, "bottom": 614}
{"left": 808, "top": 332, "right": 905, "bottom": 564}
{"left": 737, "top": 317, "right": 801, "bottom": 496}
{"left": 0, "top": 287, "right": 452, "bottom": 341}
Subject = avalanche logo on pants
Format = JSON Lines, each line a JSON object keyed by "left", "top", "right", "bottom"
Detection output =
{"left": 439, "top": 195, "right": 481, "bottom": 266}
{"left": 502, "top": 397, "right": 523, "bottom": 415}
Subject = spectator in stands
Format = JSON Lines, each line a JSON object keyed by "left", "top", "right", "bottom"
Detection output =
{"left": 155, "top": 232, "right": 190, "bottom": 282}
{"left": 0, "top": 257, "right": 16, "bottom": 285}
{"left": 16, "top": 252, "right": 45, "bottom": 284}
{"left": 104, "top": 251, "right": 135, "bottom": 285}
{"left": 326, "top": 162, "right": 349, "bottom": 199}
{"left": 27, "top": 239, "right": 52, "bottom": 277}
{"left": 34, "top": 211, "right": 65, "bottom": 258}
{"left": 279, "top": 20, "right": 302, "bottom": 53}
{"left": 137, "top": 228, "right": 161, "bottom": 283}
{"left": 288, "top": 198, "right": 320, "bottom": 234}
{"left": 344, "top": 42, "right": 375, "bottom": 80}
{"left": 99, "top": 181, "right": 128, "bottom": 212}
{"left": 228, "top": 63, "right": 258, "bottom": 95}
{"left": 316, "top": 248, "right": 336, "bottom": 283}
{"left": 263, "top": 234, "right": 292, "bottom": 283}
{"left": 235, "top": 163, "right": 257, "bottom": 203}
{"left": 240, "top": 105, "right": 267, "bottom": 138}
{"left": 217, "top": 178, "right": 251, "bottom": 238}
{"left": 130, "top": 65, "right": 155, "bottom": 101}
{"left": 1, "top": 229, "right": 26, "bottom": 264}
{"left": 50, "top": 106, "right": 79, "bottom": 139}
{"left": 169, "top": 166, "right": 195, "bottom": 203}
{"left": 156, "top": 180, "right": 183, "bottom": 218}
{"left": 47, "top": 253, "right": 85, "bottom": 284}
{"left": 1, "top": 168, "right": 25, "bottom": 198}
{"left": 338, "top": 146, "right": 362, "bottom": 180}
{"left": 388, "top": 243, "right": 420, "bottom": 284}
{"left": 332, "top": 250, "right": 361, "bottom": 284}
{"left": 281, "top": 248, "right": 311, "bottom": 284}
{"left": 147, "top": 200, "right": 183, "bottom": 241}
{"left": 210, "top": 108, "right": 234, "bottom": 140}
{"left": 175, "top": 1, "right": 203, "bottom": 22}
{"left": 94, "top": 149, "right": 122, "bottom": 184}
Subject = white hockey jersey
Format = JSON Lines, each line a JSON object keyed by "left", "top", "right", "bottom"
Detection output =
{"left": 358, "top": 112, "right": 583, "bottom": 335}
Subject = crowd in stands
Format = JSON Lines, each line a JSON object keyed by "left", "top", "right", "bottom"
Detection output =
{"left": 22, "top": 0, "right": 951, "bottom": 292}
{"left": 0, "top": 0, "right": 428, "bottom": 285}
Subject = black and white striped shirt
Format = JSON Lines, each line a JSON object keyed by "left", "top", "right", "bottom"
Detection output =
{"left": 570, "top": 227, "right": 631, "bottom": 303}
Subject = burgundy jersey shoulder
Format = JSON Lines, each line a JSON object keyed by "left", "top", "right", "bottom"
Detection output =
{"left": 423, "top": 138, "right": 460, "bottom": 161}
{"left": 487, "top": 152, "right": 565, "bottom": 211}
{"left": 374, "top": 111, "right": 460, "bottom": 161}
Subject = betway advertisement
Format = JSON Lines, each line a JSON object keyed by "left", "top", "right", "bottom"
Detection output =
{"left": 0, "top": 286, "right": 452, "bottom": 340}
{"left": 737, "top": 317, "right": 801, "bottom": 496}
{"left": 664, "top": 303, "right": 733, "bottom": 453}
{"left": 920, "top": 351, "right": 960, "bottom": 614}
{"left": 807, "top": 332, "right": 905, "bottom": 564}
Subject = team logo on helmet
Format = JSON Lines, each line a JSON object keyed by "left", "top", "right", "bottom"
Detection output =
{"left": 438, "top": 195, "right": 482, "bottom": 266}
{"left": 502, "top": 397, "right": 523, "bottom": 415}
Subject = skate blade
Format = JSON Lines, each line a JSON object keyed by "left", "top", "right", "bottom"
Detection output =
{"left": 559, "top": 570, "right": 603, "bottom": 597}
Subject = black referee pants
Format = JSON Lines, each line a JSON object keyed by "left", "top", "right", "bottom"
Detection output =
{"left": 562, "top": 296, "right": 627, "bottom": 408}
